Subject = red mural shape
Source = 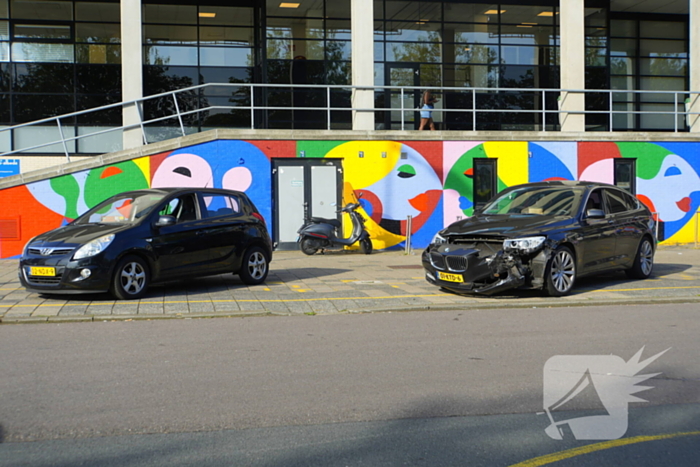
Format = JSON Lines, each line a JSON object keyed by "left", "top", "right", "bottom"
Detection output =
{"left": 0, "top": 185, "right": 65, "bottom": 258}
{"left": 577, "top": 142, "right": 621, "bottom": 177}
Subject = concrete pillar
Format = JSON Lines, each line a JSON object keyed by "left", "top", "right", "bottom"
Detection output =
{"left": 351, "top": 0, "right": 375, "bottom": 130}
{"left": 121, "top": 0, "right": 144, "bottom": 149}
{"left": 690, "top": 0, "right": 700, "bottom": 132}
{"left": 558, "top": 0, "right": 585, "bottom": 132}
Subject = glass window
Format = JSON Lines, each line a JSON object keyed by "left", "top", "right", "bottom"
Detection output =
{"left": 13, "top": 63, "right": 73, "bottom": 92}
{"left": 200, "top": 47, "right": 252, "bottom": 67}
{"left": 611, "top": 38, "right": 635, "bottom": 57}
{"left": 326, "top": 20, "right": 351, "bottom": 40}
{"left": 326, "top": 41, "right": 350, "bottom": 61}
{"left": 143, "top": 4, "right": 196, "bottom": 25}
{"left": 202, "top": 194, "right": 241, "bottom": 217}
{"left": 200, "top": 27, "right": 253, "bottom": 46}
{"left": 197, "top": 6, "right": 253, "bottom": 27}
{"left": 0, "top": 0, "right": 7, "bottom": 18}
{"left": 76, "top": 63, "right": 121, "bottom": 93}
{"left": 199, "top": 67, "right": 250, "bottom": 85}
{"left": 76, "top": 23, "right": 120, "bottom": 43}
{"left": 266, "top": 0, "right": 323, "bottom": 19}
{"left": 441, "top": 3, "right": 495, "bottom": 23}
{"left": 640, "top": 76, "right": 685, "bottom": 91}
{"left": 611, "top": 59, "right": 634, "bottom": 76}
{"left": 0, "top": 20, "right": 8, "bottom": 40}
{"left": 445, "top": 23, "right": 497, "bottom": 44}
{"left": 145, "top": 25, "right": 197, "bottom": 45}
{"left": 640, "top": 58, "right": 686, "bottom": 76}
{"left": 11, "top": 0, "right": 72, "bottom": 20}
{"left": 12, "top": 43, "right": 73, "bottom": 62}
{"left": 613, "top": 160, "right": 636, "bottom": 194}
{"left": 76, "top": 2, "right": 120, "bottom": 22}
{"left": 144, "top": 46, "right": 197, "bottom": 66}
{"left": 473, "top": 157, "right": 497, "bottom": 209}
{"left": 610, "top": 20, "right": 636, "bottom": 38}
{"left": 501, "top": 45, "right": 546, "bottom": 66}
{"left": 584, "top": 8, "right": 606, "bottom": 28}
{"left": 13, "top": 23, "right": 71, "bottom": 40}
{"left": 605, "top": 188, "right": 629, "bottom": 213}
{"left": 500, "top": 25, "right": 556, "bottom": 46}
{"left": 76, "top": 43, "right": 120, "bottom": 64}
{"left": 13, "top": 94, "right": 74, "bottom": 123}
{"left": 639, "top": 39, "right": 686, "bottom": 58}
{"left": 386, "top": 41, "right": 441, "bottom": 63}
{"left": 448, "top": 44, "right": 497, "bottom": 64}
{"left": 0, "top": 42, "right": 8, "bottom": 62}
{"left": 383, "top": 0, "right": 441, "bottom": 22}
{"left": 384, "top": 23, "right": 440, "bottom": 42}
{"left": 640, "top": 21, "right": 686, "bottom": 39}
{"left": 585, "top": 47, "right": 606, "bottom": 67}
{"left": 266, "top": 17, "right": 324, "bottom": 39}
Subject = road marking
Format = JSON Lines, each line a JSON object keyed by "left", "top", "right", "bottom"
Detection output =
{"left": 510, "top": 431, "right": 700, "bottom": 467}
{"left": 589, "top": 285, "right": 700, "bottom": 292}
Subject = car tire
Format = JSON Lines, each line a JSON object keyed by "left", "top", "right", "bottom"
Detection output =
{"left": 360, "top": 238, "right": 372, "bottom": 255}
{"left": 545, "top": 246, "right": 576, "bottom": 297}
{"left": 625, "top": 237, "right": 654, "bottom": 279}
{"left": 111, "top": 255, "right": 150, "bottom": 300}
{"left": 239, "top": 246, "right": 269, "bottom": 285}
{"left": 300, "top": 237, "right": 319, "bottom": 256}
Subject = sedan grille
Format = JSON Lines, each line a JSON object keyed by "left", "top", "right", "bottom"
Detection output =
{"left": 430, "top": 252, "right": 446, "bottom": 270}
{"left": 26, "top": 276, "right": 62, "bottom": 286}
{"left": 446, "top": 256, "right": 468, "bottom": 272}
{"left": 28, "top": 247, "right": 74, "bottom": 257}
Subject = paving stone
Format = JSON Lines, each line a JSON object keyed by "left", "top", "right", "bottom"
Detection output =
{"left": 31, "top": 306, "right": 62, "bottom": 317}
{"left": 112, "top": 304, "right": 138, "bottom": 315}
{"left": 138, "top": 303, "right": 165, "bottom": 315}
{"left": 58, "top": 305, "right": 89, "bottom": 316}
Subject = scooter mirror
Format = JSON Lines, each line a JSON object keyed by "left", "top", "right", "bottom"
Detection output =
{"left": 330, "top": 202, "right": 337, "bottom": 206}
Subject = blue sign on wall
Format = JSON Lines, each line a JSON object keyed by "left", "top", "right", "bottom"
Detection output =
{"left": 0, "top": 158, "right": 19, "bottom": 177}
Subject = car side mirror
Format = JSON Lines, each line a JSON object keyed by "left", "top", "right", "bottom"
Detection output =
{"left": 586, "top": 208, "right": 605, "bottom": 219}
{"left": 155, "top": 215, "right": 177, "bottom": 227}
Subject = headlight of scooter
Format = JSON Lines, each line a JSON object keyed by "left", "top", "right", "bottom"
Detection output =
{"left": 503, "top": 236, "right": 546, "bottom": 254}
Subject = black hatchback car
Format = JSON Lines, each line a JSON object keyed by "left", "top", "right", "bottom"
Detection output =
{"left": 423, "top": 181, "right": 656, "bottom": 297}
{"left": 19, "top": 188, "right": 272, "bottom": 299}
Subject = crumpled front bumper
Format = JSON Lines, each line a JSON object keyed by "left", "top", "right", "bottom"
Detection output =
{"left": 422, "top": 244, "right": 547, "bottom": 295}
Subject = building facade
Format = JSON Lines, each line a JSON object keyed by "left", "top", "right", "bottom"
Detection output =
{"left": 0, "top": 0, "right": 697, "bottom": 156}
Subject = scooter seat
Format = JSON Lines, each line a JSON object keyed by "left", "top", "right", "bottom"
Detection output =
{"left": 311, "top": 217, "right": 341, "bottom": 228}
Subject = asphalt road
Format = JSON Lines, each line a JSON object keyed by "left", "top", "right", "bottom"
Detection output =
{"left": 1, "top": 304, "right": 699, "bottom": 466}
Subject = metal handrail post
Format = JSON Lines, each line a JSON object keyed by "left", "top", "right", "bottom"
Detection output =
{"left": 609, "top": 90, "right": 613, "bottom": 132}
{"left": 56, "top": 118, "right": 71, "bottom": 162}
{"left": 134, "top": 100, "right": 147, "bottom": 145}
{"left": 472, "top": 88, "right": 476, "bottom": 130}
{"left": 250, "top": 84, "right": 255, "bottom": 130}
{"left": 326, "top": 86, "right": 331, "bottom": 130}
{"left": 541, "top": 89, "right": 546, "bottom": 131}
{"left": 400, "top": 88, "right": 405, "bottom": 131}
{"left": 172, "top": 91, "right": 186, "bottom": 137}
{"left": 674, "top": 91, "right": 678, "bottom": 133}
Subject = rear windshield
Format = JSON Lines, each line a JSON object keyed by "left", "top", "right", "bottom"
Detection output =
{"left": 482, "top": 186, "right": 585, "bottom": 217}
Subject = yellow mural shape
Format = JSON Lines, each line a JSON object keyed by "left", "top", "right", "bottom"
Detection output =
{"left": 341, "top": 181, "right": 405, "bottom": 250}
{"left": 483, "top": 141, "right": 529, "bottom": 187}
{"left": 133, "top": 156, "right": 151, "bottom": 184}
{"left": 328, "top": 141, "right": 401, "bottom": 189}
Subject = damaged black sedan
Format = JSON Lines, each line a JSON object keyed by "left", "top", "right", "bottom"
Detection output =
{"left": 423, "top": 181, "right": 656, "bottom": 297}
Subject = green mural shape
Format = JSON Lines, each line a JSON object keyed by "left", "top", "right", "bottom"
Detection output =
{"left": 296, "top": 141, "right": 348, "bottom": 158}
{"left": 616, "top": 142, "right": 673, "bottom": 180}
{"left": 444, "top": 144, "right": 489, "bottom": 217}
{"left": 49, "top": 174, "right": 81, "bottom": 220}
{"left": 84, "top": 161, "right": 148, "bottom": 210}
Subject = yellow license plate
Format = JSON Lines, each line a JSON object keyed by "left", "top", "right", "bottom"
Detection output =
{"left": 438, "top": 271, "right": 463, "bottom": 283}
{"left": 29, "top": 267, "right": 56, "bottom": 277}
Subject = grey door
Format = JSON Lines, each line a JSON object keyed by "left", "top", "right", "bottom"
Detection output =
{"left": 273, "top": 158, "right": 343, "bottom": 250}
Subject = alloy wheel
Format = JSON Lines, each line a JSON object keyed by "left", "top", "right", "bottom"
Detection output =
{"left": 120, "top": 261, "right": 146, "bottom": 295}
{"left": 550, "top": 249, "right": 575, "bottom": 293}
{"left": 640, "top": 240, "right": 653, "bottom": 276}
{"left": 247, "top": 251, "right": 267, "bottom": 280}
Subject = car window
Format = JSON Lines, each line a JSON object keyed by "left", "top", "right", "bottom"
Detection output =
{"left": 584, "top": 189, "right": 604, "bottom": 214}
{"left": 483, "top": 187, "right": 582, "bottom": 216}
{"left": 202, "top": 194, "right": 241, "bottom": 218}
{"left": 159, "top": 194, "right": 199, "bottom": 223}
{"left": 75, "top": 193, "right": 166, "bottom": 225}
{"left": 604, "top": 188, "right": 630, "bottom": 214}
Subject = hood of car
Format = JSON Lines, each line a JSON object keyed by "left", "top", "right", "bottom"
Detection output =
{"left": 30, "top": 223, "right": 130, "bottom": 246}
{"left": 442, "top": 214, "right": 572, "bottom": 239}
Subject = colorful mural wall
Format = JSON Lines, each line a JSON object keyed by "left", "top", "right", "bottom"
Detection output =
{"left": 1, "top": 139, "right": 699, "bottom": 259}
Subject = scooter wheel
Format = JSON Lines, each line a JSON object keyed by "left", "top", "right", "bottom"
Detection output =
{"left": 300, "top": 237, "right": 319, "bottom": 255}
{"left": 360, "top": 238, "right": 372, "bottom": 255}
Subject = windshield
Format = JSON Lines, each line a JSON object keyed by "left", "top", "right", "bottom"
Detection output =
{"left": 481, "top": 186, "right": 584, "bottom": 217}
{"left": 72, "top": 192, "right": 168, "bottom": 225}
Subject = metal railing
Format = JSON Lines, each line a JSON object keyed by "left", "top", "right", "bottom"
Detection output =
{"left": 1, "top": 83, "right": 698, "bottom": 161}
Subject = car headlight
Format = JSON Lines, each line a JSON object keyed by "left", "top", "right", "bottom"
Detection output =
{"left": 73, "top": 234, "right": 115, "bottom": 260}
{"left": 503, "top": 236, "right": 546, "bottom": 253}
{"left": 431, "top": 231, "right": 447, "bottom": 245}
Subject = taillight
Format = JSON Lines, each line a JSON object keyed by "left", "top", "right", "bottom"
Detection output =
{"left": 252, "top": 212, "right": 266, "bottom": 226}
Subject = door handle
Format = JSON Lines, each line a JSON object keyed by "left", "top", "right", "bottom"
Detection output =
{"left": 196, "top": 230, "right": 205, "bottom": 236}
